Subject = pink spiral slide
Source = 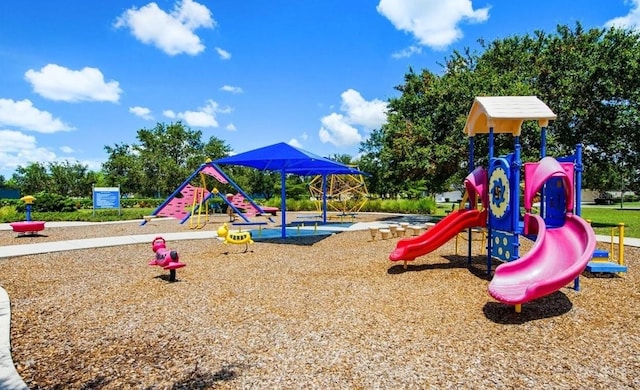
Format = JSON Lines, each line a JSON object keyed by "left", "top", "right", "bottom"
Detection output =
{"left": 488, "top": 157, "right": 596, "bottom": 306}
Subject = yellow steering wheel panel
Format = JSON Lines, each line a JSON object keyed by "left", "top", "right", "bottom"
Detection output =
{"left": 489, "top": 166, "right": 510, "bottom": 220}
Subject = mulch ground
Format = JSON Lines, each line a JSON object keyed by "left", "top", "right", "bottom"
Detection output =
{"left": 0, "top": 213, "right": 638, "bottom": 389}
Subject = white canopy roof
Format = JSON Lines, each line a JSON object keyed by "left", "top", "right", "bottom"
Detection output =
{"left": 463, "top": 96, "right": 556, "bottom": 136}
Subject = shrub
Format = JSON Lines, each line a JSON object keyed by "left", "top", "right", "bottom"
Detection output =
{"left": 16, "top": 192, "right": 77, "bottom": 213}
{"left": 0, "top": 205, "right": 21, "bottom": 222}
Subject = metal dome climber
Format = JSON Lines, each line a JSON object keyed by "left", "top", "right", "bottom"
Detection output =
{"left": 308, "top": 171, "right": 369, "bottom": 217}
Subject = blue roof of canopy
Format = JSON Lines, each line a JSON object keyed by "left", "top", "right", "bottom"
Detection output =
{"left": 214, "top": 142, "right": 365, "bottom": 176}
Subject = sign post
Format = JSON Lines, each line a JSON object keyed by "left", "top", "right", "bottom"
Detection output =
{"left": 92, "top": 186, "right": 121, "bottom": 216}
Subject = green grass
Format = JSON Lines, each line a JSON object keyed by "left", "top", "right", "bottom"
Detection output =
{"left": 434, "top": 202, "right": 639, "bottom": 237}
{"left": 581, "top": 207, "right": 640, "bottom": 238}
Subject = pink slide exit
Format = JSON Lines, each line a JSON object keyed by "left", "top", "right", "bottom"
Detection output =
{"left": 390, "top": 167, "right": 488, "bottom": 263}
{"left": 488, "top": 157, "right": 596, "bottom": 306}
{"left": 390, "top": 209, "right": 487, "bottom": 262}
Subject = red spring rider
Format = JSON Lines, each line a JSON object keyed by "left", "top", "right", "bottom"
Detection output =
{"left": 148, "top": 236, "right": 186, "bottom": 282}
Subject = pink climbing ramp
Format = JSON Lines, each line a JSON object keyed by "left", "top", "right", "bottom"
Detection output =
{"left": 156, "top": 184, "right": 209, "bottom": 221}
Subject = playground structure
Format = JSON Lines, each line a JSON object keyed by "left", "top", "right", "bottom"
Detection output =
{"left": 141, "top": 160, "right": 276, "bottom": 228}
{"left": 390, "top": 96, "right": 603, "bottom": 312}
{"left": 9, "top": 195, "right": 46, "bottom": 236}
{"left": 148, "top": 236, "right": 186, "bottom": 282}
{"left": 308, "top": 171, "right": 368, "bottom": 216}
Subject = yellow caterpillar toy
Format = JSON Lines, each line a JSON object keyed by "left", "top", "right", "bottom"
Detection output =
{"left": 217, "top": 223, "right": 253, "bottom": 252}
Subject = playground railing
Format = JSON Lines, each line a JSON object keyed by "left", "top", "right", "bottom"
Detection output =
{"left": 608, "top": 223, "right": 625, "bottom": 268}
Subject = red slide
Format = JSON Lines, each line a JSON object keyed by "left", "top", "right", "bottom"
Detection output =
{"left": 389, "top": 208, "right": 487, "bottom": 262}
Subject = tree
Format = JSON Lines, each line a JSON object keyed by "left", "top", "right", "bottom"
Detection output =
{"left": 102, "top": 122, "right": 232, "bottom": 197}
{"left": 360, "top": 23, "right": 640, "bottom": 197}
{"left": 245, "top": 169, "right": 278, "bottom": 199}
{"left": 48, "top": 161, "right": 94, "bottom": 197}
{"left": 10, "top": 161, "right": 97, "bottom": 197}
{"left": 358, "top": 128, "right": 390, "bottom": 196}
{"left": 476, "top": 24, "right": 640, "bottom": 192}
{"left": 103, "top": 143, "right": 144, "bottom": 196}
{"left": 11, "top": 162, "right": 50, "bottom": 195}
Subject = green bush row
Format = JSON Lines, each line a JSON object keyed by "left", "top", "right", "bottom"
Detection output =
{"left": 0, "top": 194, "right": 166, "bottom": 212}
{"left": 0, "top": 194, "right": 438, "bottom": 223}
{"left": 262, "top": 197, "right": 437, "bottom": 214}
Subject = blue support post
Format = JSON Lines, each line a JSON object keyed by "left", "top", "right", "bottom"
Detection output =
{"left": 574, "top": 143, "right": 584, "bottom": 291}
{"left": 575, "top": 144, "right": 583, "bottom": 216}
{"left": 540, "top": 126, "right": 547, "bottom": 219}
{"left": 280, "top": 168, "right": 287, "bottom": 239}
{"left": 322, "top": 174, "right": 328, "bottom": 224}
{"left": 512, "top": 141, "right": 522, "bottom": 261}
{"left": 487, "top": 128, "right": 495, "bottom": 276}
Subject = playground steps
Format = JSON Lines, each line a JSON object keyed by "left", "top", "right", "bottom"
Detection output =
{"left": 586, "top": 261, "right": 627, "bottom": 273}
{"left": 586, "top": 249, "right": 627, "bottom": 273}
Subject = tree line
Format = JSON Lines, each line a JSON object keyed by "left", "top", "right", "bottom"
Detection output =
{"left": 359, "top": 23, "right": 640, "bottom": 197}
{"left": 2, "top": 23, "right": 640, "bottom": 201}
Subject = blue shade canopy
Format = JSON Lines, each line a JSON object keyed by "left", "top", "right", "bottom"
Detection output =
{"left": 214, "top": 142, "right": 367, "bottom": 238}
{"left": 214, "top": 142, "right": 365, "bottom": 176}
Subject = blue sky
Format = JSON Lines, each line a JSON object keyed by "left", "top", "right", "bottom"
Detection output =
{"left": 1, "top": 0, "right": 639, "bottom": 178}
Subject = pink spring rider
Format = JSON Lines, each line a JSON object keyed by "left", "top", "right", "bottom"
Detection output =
{"left": 148, "top": 236, "right": 186, "bottom": 282}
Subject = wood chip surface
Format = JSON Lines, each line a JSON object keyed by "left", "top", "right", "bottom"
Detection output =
{"left": 0, "top": 213, "right": 638, "bottom": 389}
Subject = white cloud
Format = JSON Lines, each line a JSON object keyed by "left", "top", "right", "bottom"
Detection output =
{"left": 0, "top": 130, "right": 105, "bottom": 177}
{"left": 288, "top": 132, "right": 308, "bottom": 149}
{"left": 78, "top": 158, "right": 105, "bottom": 172}
{"left": 377, "top": 0, "right": 490, "bottom": 51}
{"left": 288, "top": 138, "right": 303, "bottom": 149}
{"left": 0, "top": 98, "right": 73, "bottom": 133}
{"left": 319, "top": 89, "right": 388, "bottom": 147}
{"left": 0, "top": 130, "right": 58, "bottom": 174}
{"left": 391, "top": 45, "right": 422, "bottom": 59}
{"left": 225, "top": 123, "right": 236, "bottom": 131}
{"left": 340, "top": 89, "right": 388, "bottom": 129}
{"left": 129, "top": 106, "right": 154, "bottom": 120}
{"left": 114, "top": 0, "right": 215, "bottom": 56}
{"left": 215, "top": 47, "right": 231, "bottom": 60}
{"left": 24, "top": 64, "right": 122, "bottom": 103}
{"left": 319, "top": 113, "right": 363, "bottom": 146}
{"left": 180, "top": 111, "right": 218, "bottom": 127}
{"left": 0, "top": 130, "right": 38, "bottom": 152}
{"left": 163, "top": 99, "right": 231, "bottom": 128}
{"left": 220, "top": 85, "right": 243, "bottom": 94}
{"left": 605, "top": 0, "right": 640, "bottom": 29}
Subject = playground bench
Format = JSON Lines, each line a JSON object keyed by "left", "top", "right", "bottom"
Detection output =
{"left": 294, "top": 215, "right": 322, "bottom": 222}
{"left": 291, "top": 216, "right": 322, "bottom": 231}
{"left": 329, "top": 213, "right": 357, "bottom": 223}
{"left": 232, "top": 221, "right": 268, "bottom": 234}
